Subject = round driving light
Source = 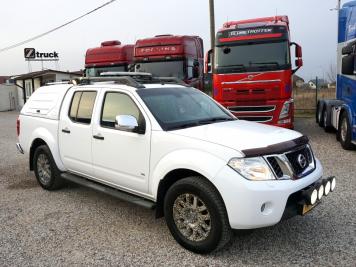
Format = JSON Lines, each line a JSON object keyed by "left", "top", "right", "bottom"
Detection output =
{"left": 324, "top": 181, "right": 331, "bottom": 196}
{"left": 310, "top": 189, "right": 318, "bottom": 205}
{"left": 330, "top": 177, "right": 336, "bottom": 192}
{"left": 318, "top": 185, "right": 324, "bottom": 200}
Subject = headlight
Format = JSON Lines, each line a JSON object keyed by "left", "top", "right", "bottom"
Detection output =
{"left": 279, "top": 100, "right": 293, "bottom": 119}
{"left": 228, "top": 157, "right": 276, "bottom": 181}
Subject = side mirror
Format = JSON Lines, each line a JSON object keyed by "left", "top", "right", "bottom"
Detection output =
{"left": 295, "top": 58, "right": 303, "bottom": 68}
{"left": 342, "top": 54, "right": 355, "bottom": 75}
{"left": 205, "top": 49, "right": 213, "bottom": 73}
{"left": 291, "top": 42, "right": 303, "bottom": 74}
{"left": 115, "top": 115, "right": 138, "bottom": 132}
{"left": 296, "top": 44, "right": 302, "bottom": 58}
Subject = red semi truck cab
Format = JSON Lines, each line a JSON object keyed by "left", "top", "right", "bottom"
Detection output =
{"left": 207, "top": 16, "right": 303, "bottom": 128}
{"left": 134, "top": 35, "right": 204, "bottom": 90}
{"left": 85, "top": 40, "right": 134, "bottom": 77}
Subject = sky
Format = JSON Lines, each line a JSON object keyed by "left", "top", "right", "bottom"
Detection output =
{"left": 0, "top": 0, "right": 344, "bottom": 80}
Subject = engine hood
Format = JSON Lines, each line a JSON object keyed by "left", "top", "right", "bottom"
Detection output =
{"left": 170, "top": 120, "right": 302, "bottom": 154}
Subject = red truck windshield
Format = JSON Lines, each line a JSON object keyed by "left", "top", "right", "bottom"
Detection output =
{"left": 215, "top": 41, "right": 290, "bottom": 74}
{"left": 135, "top": 61, "right": 185, "bottom": 79}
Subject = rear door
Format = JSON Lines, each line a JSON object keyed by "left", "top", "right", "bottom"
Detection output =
{"left": 91, "top": 89, "right": 151, "bottom": 194}
{"left": 59, "top": 88, "right": 98, "bottom": 176}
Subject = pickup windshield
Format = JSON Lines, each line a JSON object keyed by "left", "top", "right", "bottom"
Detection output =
{"left": 135, "top": 61, "right": 185, "bottom": 79}
{"left": 137, "top": 87, "right": 235, "bottom": 131}
{"left": 215, "top": 41, "right": 290, "bottom": 74}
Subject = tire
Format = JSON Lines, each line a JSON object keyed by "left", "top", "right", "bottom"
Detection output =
{"left": 318, "top": 105, "right": 324, "bottom": 127}
{"left": 322, "top": 108, "right": 334, "bottom": 133}
{"left": 164, "top": 176, "right": 233, "bottom": 254}
{"left": 316, "top": 102, "right": 321, "bottom": 124}
{"left": 33, "top": 145, "right": 64, "bottom": 190}
{"left": 338, "top": 112, "right": 356, "bottom": 150}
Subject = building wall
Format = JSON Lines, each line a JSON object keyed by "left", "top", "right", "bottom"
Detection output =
{"left": 16, "top": 80, "right": 25, "bottom": 108}
{"left": 34, "top": 78, "right": 41, "bottom": 90}
{"left": 0, "top": 85, "right": 17, "bottom": 111}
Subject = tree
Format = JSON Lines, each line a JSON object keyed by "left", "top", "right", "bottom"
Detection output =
{"left": 326, "top": 63, "right": 337, "bottom": 84}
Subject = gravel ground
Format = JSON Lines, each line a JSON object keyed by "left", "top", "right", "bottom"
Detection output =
{"left": 0, "top": 111, "right": 355, "bottom": 266}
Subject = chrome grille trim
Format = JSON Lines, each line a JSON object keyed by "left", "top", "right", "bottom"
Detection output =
{"left": 228, "top": 105, "right": 276, "bottom": 113}
{"left": 263, "top": 144, "right": 316, "bottom": 180}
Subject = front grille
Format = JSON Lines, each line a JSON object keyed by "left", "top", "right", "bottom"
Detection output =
{"left": 285, "top": 146, "right": 313, "bottom": 176}
{"left": 228, "top": 105, "right": 276, "bottom": 113}
{"left": 264, "top": 145, "right": 315, "bottom": 179}
{"left": 267, "top": 157, "right": 283, "bottom": 178}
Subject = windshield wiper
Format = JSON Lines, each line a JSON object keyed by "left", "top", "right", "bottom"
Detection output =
{"left": 198, "top": 117, "right": 236, "bottom": 125}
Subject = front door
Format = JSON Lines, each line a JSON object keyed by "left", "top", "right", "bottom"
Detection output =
{"left": 92, "top": 90, "right": 151, "bottom": 194}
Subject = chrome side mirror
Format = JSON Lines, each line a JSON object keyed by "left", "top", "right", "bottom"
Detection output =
{"left": 115, "top": 115, "right": 138, "bottom": 131}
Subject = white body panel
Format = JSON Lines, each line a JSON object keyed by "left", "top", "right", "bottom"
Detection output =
{"left": 18, "top": 83, "right": 325, "bottom": 229}
{"left": 91, "top": 89, "right": 151, "bottom": 194}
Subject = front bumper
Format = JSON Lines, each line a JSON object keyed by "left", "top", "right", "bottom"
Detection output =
{"left": 212, "top": 159, "right": 325, "bottom": 229}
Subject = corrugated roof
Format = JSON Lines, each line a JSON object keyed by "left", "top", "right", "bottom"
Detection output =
{"left": 11, "top": 69, "right": 82, "bottom": 80}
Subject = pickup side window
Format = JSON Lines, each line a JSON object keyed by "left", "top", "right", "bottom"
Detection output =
{"left": 69, "top": 91, "right": 97, "bottom": 124}
{"left": 101, "top": 92, "right": 143, "bottom": 129}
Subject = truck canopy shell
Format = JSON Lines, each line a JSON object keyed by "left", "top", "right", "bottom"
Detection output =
{"left": 21, "top": 84, "right": 73, "bottom": 120}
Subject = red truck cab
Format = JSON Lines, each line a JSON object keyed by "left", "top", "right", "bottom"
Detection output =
{"left": 85, "top": 40, "right": 134, "bottom": 77}
{"left": 207, "top": 16, "right": 303, "bottom": 128}
{"left": 134, "top": 35, "right": 204, "bottom": 90}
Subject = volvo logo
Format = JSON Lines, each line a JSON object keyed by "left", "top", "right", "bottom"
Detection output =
{"left": 248, "top": 75, "right": 254, "bottom": 80}
{"left": 297, "top": 154, "right": 307, "bottom": 169}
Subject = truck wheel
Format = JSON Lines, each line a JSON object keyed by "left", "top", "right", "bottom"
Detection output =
{"left": 323, "top": 108, "right": 334, "bottom": 132}
{"left": 164, "top": 176, "right": 233, "bottom": 254}
{"left": 338, "top": 113, "right": 355, "bottom": 150}
{"left": 33, "top": 145, "right": 64, "bottom": 190}
{"left": 318, "top": 106, "right": 325, "bottom": 127}
{"left": 316, "top": 102, "right": 322, "bottom": 124}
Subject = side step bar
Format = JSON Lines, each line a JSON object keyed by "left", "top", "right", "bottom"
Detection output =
{"left": 61, "top": 173, "right": 156, "bottom": 209}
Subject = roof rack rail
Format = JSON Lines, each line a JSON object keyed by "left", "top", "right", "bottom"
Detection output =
{"left": 80, "top": 72, "right": 191, "bottom": 88}
{"left": 79, "top": 76, "right": 145, "bottom": 88}
{"left": 44, "top": 81, "right": 74, "bottom": 86}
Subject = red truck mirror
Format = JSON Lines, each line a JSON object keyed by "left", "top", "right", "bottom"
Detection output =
{"left": 295, "top": 58, "right": 303, "bottom": 68}
{"left": 296, "top": 45, "right": 302, "bottom": 58}
{"left": 205, "top": 49, "right": 213, "bottom": 73}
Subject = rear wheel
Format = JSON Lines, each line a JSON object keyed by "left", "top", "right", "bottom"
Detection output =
{"left": 164, "top": 176, "right": 233, "bottom": 254}
{"left": 338, "top": 112, "right": 355, "bottom": 150}
{"left": 316, "top": 102, "right": 322, "bottom": 124}
{"left": 318, "top": 105, "right": 325, "bottom": 127}
{"left": 33, "top": 145, "right": 64, "bottom": 190}
{"left": 323, "top": 108, "right": 334, "bottom": 132}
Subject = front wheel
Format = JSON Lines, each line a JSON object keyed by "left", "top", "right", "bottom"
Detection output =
{"left": 338, "top": 113, "right": 355, "bottom": 150}
{"left": 164, "top": 177, "right": 233, "bottom": 254}
{"left": 33, "top": 145, "right": 64, "bottom": 190}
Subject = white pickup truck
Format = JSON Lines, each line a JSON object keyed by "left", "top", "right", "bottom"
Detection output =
{"left": 16, "top": 76, "right": 336, "bottom": 254}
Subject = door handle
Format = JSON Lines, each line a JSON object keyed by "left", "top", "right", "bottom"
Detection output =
{"left": 93, "top": 134, "right": 104, "bottom": 140}
{"left": 62, "top": 128, "right": 71, "bottom": 134}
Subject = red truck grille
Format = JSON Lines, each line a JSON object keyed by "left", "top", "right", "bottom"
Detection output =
{"left": 228, "top": 105, "right": 276, "bottom": 122}
{"left": 228, "top": 105, "right": 276, "bottom": 113}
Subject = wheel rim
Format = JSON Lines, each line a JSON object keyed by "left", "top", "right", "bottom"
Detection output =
{"left": 173, "top": 193, "right": 211, "bottom": 242}
{"left": 318, "top": 108, "right": 322, "bottom": 122}
{"left": 341, "top": 117, "right": 348, "bottom": 142}
{"left": 323, "top": 110, "right": 327, "bottom": 126}
{"left": 37, "top": 154, "right": 51, "bottom": 185}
